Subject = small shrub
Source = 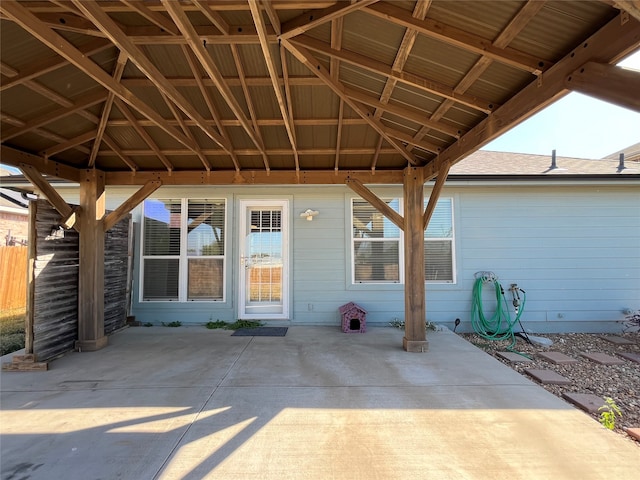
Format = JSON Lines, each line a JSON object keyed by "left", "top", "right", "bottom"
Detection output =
{"left": 205, "top": 320, "right": 228, "bottom": 329}
{"left": 143, "top": 322, "right": 153, "bottom": 327}
{"left": 599, "top": 397, "right": 622, "bottom": 430}
{"left": 389, "top": 318, "right": 438, "bottom": 331}
{"left": 622, "top": 310, "right": 640, "bottom": 332}
{"left": 162, "top": 321, "right": 182, "bottom": 328}
{"left": 225, "top": 320, "right": 263, "bottom": 330}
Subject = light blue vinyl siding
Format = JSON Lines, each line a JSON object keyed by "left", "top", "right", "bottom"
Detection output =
{"left": 63, "top": 182, "right": 638, "bottom": 333}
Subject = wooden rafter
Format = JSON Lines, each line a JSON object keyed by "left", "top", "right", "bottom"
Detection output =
{"left": 279, "top": 45, "right": 300, "bottom": 172}
{"left": 72, "top": 0, "right": 234, "bottom": 157}
{"left": 163, "top": 0, "right": 265, "bottom": 156}
{"left": 249, "top": 0, "right": 298, "bottom": 170}
{"left": 1, "top": 145, "right": 80, "bottom": 182}
{"left": 89, "top": 52, "right": 127, "bottom": 167}
{"left": 193, "top": 0, "right": 230, "bottom": 35}
{"left": 101, "top": 135, "right": 139, "bottom": 172}
{"left": 288, "top": 35, "right": 496, "bottom": 113}
{"left": 409, "top": 0, "right": 546, "bottom": 152}
{"left": 283, "top": 41, "right": 418, "bottom": 165}
{"left": 1, "top": 91, "right": 107, "bottom": 142}
{"left": 363, "top": 2, "right": 549, "bottom": 75}
{"left": 608, "top": 1, "right": 640, "bottom": 22}
{"left": 374, "top": 0, "right": 431, "bottom": 122}
{"left": 0, "top": 1, "right": 199, "bottom": 153}
{"left": 40, "top": 131, "right": 96, "bottom": 159}
{"left": 113, "top": 98, "right": 174, "bottom": 172}
{"left": 120, "top": 0, "right": 179, "bottom": 36}
{"left": 229, "top": 45, "right": 268, "bottom": 172}
{"left": 280, "top": 0, "right": 379, "bottom": 40}
{"left": 260, "top": 0, "right": 282, "bottom": 36}
{"left": 0, "top": 38, "right": 110, "bottom": 92}
{"left": 428, "top": 12, "right": 640, "bottom": 178}
{"left": 331, "top": 17, "right": 344, "bottom": 171}
{"left": 565, "top": 62, "right": 640, "bottom": 112}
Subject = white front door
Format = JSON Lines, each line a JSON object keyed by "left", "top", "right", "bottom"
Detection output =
{"left": 238, "top": 200, "right": 289, "bottom": 319}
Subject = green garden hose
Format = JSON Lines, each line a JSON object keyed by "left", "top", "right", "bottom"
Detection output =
{"left": 471, "top": 272, "right": 527, "bottom": 353}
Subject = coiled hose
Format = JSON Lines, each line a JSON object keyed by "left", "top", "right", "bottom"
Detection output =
{"left": 471, "top": 272, "right": 526, "bottom": 352}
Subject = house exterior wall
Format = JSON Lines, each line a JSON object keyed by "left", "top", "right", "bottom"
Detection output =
{"left": 59, "top": 181, "right": 639, "bottom": 333}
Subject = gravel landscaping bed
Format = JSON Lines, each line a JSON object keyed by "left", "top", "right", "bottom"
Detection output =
{"left": 459, "top": 332, "right": 640, "bottom": 444}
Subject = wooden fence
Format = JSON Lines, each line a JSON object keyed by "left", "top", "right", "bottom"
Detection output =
{"left": 0, "top": 246, "right": 28, "bottom": 311}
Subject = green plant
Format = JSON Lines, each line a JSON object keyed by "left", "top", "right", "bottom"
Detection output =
{"left": 205, "top": 320, "right": 228, "bottom": 329}
{"left": 225, "top": 320, "right": 263, "bottom": 330}
{"left": 389, "top": 318, "right": 438, "bottom": 331}
{"left": 598, "top": 397, "right": 622, "bottom": 430}
{"left": 0, "top": 308, "right": 26, "bottom": 356}
{"left": 162, "top": 321, "right": 182, "bottom": 328}
{"left": 143, "top": 322, "right": 153, "bottom": 327}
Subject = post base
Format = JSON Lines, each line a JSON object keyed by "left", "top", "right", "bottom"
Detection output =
{"left": 75, "top": 336, "right": 108, "bottom": 352}
{"left": 403, "top": 337, "right": 429, "bottom": 353}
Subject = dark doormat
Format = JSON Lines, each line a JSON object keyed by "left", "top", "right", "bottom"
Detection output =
{"left": 231, "top": 327, "right": 288, "bottom": 337}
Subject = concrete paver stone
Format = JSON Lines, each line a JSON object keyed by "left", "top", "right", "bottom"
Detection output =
{"left": 524, "top": 368, "right": 571, "bottom": 385}
{"left": 618, "top": 352, "right": 640, "bottom": 364}
{"left": 538, "top": 351, "right": 579, "bottom": 364}
{"left": 580, "top": 352, "right": 625, "bottom": 365}
{"left": 624, "top": 427, "right": 640, "bottom": 442}
{"left": 496, "top": 351, "right": 533, "bottom": 363}
{"left": 562, "top": 392, "right": 606, "bottom": 414}
{"left": 598, "top": 335, "right": 635, "bottom": 345}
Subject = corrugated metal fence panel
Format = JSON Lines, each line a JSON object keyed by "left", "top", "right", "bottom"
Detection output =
{"left": 32, "top": 200, "right": 79, "bottom": 361}
{"left": 104, "top": 215, "right": 130, "bottom": 334}
{"left": 31, "top": 201, "right": 131, "bottom": 361}
{"left": 0, "top": 245, "right": 27, "bottom": 310}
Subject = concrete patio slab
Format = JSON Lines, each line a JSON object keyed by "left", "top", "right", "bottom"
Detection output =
{"left": 1, "top": 326, "right": 638, "bottom": 480}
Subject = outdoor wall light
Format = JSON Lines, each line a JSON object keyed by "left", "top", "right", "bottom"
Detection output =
{"left": 300, "top": 209, "right": 319, "bottom": 221}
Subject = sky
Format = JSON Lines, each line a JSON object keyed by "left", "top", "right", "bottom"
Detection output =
{"left": 482, "top": 50, "right": 640, "bottom": 159}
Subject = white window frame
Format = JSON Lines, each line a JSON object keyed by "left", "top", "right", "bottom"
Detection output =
{"left": 140, "top": 198, "right": 227, "bottom": 302}
{"left": 424, "top": 197, "right": 456, "bottom": 284}
{"left": 349, "top": 195, "right": 456, "bottom": 285}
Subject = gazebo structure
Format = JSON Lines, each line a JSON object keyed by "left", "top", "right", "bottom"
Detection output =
{"left": 1, "top": 1, "right": 639, "bottom": 353}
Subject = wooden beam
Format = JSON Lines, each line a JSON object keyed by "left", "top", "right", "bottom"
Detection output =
{"left": 0, "top": 1, "right": 199, "bottom": 152}
{"left": 565, "top": 61, "right": 640, "bottom": 113}
{"left": 261, "top": 0, "right": 281, "bottom": 36}
{"left": 89, "top": 52, "right": 128, "bottom": 167}
{"left": 344, "top": 86, "right": 462, "bottom": 138}
{"left": 345, "top": 178, "right": 404, "bottom": 231}
{"left": 249, "top": 0, "right": 298, "bottom": 167}
{"left": 120, "top": 0, "right": 179, "bottom": 35}
{"left": 280, "top": 0, "right": 379, "bottom": 40}
{"left": 1, "top": 91, "right": 107, "bottom": 142}
{"left": 429, "top": 12, "right": 640, "bottom": 176}
{"left": 76, "top": 169, "right": 108, "bottom": 351}
{"left": 611, "top": 1, "right": 640, "bottom": 23}
{"left": 40, "top": 131, "right": 96, "bottom": 158}
{"left": 114, "top": 99, "right": 174, "bottom": 172}
{"left": 0, "top": 146, "right": 80, "bottom": 182}
{"left": 364, "top": 2, "right": 550, "bottom": 75}
{"left": 288, "top": 35, "right": 496, "bottom": 113}
{"left": 283, "top": 40, "right": 418, "bottom": 165}
{"left": 193, "top": 0, "right": 230, "bottom": 35}
{"left": 72, "top": 0, "right": 233, "bottom": 155}
{"left": 101, "top": 135, "right": 139, "bottom": 172}
{"left": 19, "top": 163, "right": 78, "bottom": 230}
{"left": 280, "top": 45, "right": 300, "bottom": 172}
{"left": 423, "top": 163, "right": 450, "bottom": 230}
{"left": 402, "top": 166, "right": 427, "bottom": 352}
{"left": 162, "top": 0, "right": 265, "bottom": 155}
{"left": 105, "top": 168, "right": 406, "bottom": 186}
{"left": 103, "top": 180, "right": 161, "bottom": 231}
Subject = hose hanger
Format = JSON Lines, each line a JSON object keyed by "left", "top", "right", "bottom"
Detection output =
{"left": 471, "top": 271, "right": 529, "bottom": 355}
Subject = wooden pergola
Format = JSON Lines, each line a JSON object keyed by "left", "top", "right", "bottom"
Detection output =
{"left": 1, "top": 1, "right": 639, "bottom": 352}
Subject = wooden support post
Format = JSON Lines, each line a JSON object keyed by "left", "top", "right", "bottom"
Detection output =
{"left": 76, "top": 169, "right": 108, "bottom": 351}
{"left": 402, "top": 166, "right": 427, "bottom": 352}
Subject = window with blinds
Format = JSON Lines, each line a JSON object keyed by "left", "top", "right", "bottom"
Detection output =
{"left": 351, "top": 196, "right": 455, "bottom": 284}
{"left": 352, "top": 198, "right": 401, "bottom": 283}
{"left": 425, "top": 198, "right": 454, "bottom": 283}
{"left": 142, "top": 198, "right": 226, "bottom": 301}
